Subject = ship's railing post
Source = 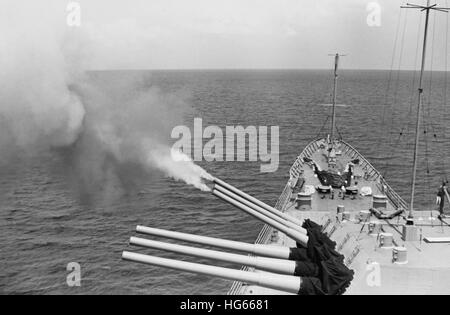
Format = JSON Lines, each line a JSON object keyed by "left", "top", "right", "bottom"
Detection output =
{"left": 339, "top": 140, "right": 408, "bottom": 211}
{"left": 228, "top": 179, "right": 294, "bottom": 295}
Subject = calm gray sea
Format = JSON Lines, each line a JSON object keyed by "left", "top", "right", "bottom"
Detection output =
{"left": 0, "top": 70, "right": 449, "bottom": 294}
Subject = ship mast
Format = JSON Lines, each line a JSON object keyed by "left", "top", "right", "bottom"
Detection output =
{"left": 330, "top": 53, "right": 340, "bottom": 142}
{"left": 401, "top": 1, "right": 449, "bottom": 220}
{"left": 329, "top": 53, "right": 345, "bottom": 142}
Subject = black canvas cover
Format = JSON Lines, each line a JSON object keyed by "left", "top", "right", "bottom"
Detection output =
{"left": 294, "top": 261, "right": 319, "bottom": 277}
{"left": 301, "top": 219, "right": 322, "bottom": 231}
{"left": 288, "top": 247, "right": 309, "bottom": 261}
{"left": 315, "top": 170, "right": 352, "bottom": 188}
{"left": 298, "top": 277, "right": 326, "bottom": 295}
{"left": 298, "top": 262, "right": 354, "bottom": 295}
{"left": 317, "top": 259, "right": 354, "bottom": 295}
{"left": 294, "top": 219, "right": 354, "bottom": 295}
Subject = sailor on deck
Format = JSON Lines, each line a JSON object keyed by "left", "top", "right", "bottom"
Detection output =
{"left": 436, "top": 181, "right": 449, "bottom": 218}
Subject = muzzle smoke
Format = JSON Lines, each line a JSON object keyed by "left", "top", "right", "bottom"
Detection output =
{"left": 0, "top": 1, "right": 212, "bottom": 198}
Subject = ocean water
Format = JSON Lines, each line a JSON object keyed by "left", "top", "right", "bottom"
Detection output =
{"left": 0, "top": 70, "right": 449, "bottom": 295}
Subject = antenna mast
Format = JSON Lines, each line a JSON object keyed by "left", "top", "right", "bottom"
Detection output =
{"left": 401, "top": 1, "right": 449, "bottom": 221}
{"left": 329, "top": 53, "right": 346, "bottom": 142}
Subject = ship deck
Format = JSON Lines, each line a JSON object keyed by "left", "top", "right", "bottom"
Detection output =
{"left": 230, "top": 139, "right": 450, "bottom": 295}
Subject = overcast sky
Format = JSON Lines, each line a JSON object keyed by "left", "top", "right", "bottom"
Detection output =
{"left": 4, "top": 0, "right": 450, "bottom": 70}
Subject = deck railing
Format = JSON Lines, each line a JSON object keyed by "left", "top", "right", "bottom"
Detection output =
{"left": 338, "top": 140, "right": 408, "bottom": 211}
{"left": 227, "top": 183, "right": 291, "bottom": 295}
{"left": 289, "top": 139, "right": 408, "bottom": 211}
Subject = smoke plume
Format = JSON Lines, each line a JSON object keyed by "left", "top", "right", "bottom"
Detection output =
{"left": 0, "top": 1, "right": 212, "bottom": 199}
{"left": 71, "top": 75, "right": 213, "bottom": 194}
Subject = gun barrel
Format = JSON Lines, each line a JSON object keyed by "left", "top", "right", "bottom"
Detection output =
{"left": 122, "top": 251, "right": 302, "bottom": 294}
{"left": 445, "top": 188, "right": 450, "bottom": 205}
{"left": 214, "top": 184, "right": 307, "bottom": 235}
{"left": 136, "top": 225, "right": 291, "bottom": 259}
{"left": 213, "top": 189, "right": 309, "bottom": 247}
{"left": 130, "top": 237, "right": 297, "bottom": 275}
{"left": 213, "top": 177, "right": 303, "bottom": 226}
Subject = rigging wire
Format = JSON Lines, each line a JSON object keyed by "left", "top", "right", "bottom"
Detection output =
{"left": 423, "top": 6, "right": 448, "bottom": 203}
{"left": 394, "top": 11, "right": 424, "bottom": 155}
{"left": 314, "top": 115, "right": 330, "bottom": 140}
{"left": 379, "top": 8, "right": 407, "bottom": 177}
{"left": 313, "top": 58, "right": 337, "bottom": 141}
{"left": 379, "top": 8, "right": 404, "bottom": 140}
{"left": 380, "top": 10, "right": 423, "bottom": 179}
{"left": 335, "top": 123, "right": 344, "bottom": 141}
{"left": 419, "top": 5, "right": 449, "bottom": 208}
{"left": 387, "top": 8, "right": 409, "bottom": 144}
{"left": 422, "top": 98, "right": 434, "bottom": 218}
{"left": 423, "top": 10, "right": 437, "bottom": 202}
{"left": 423, "top": 95, "right": 432, "bottom": 204}
{"left": 399, "top": 11, "right": 426, "bottom": 160}
{"left": 408, "top": 13, "right": 425, "bottom": 116}
{"left": 328, "top": 60, "right": 336, "bottom": 105}
{"left": 420, "top": 9, "right": 440, "bottom": 207}
{"left": 426, "top": 10, "right": 438, "bottom": 140}
{"left": 443, "top": 0, "right": 449, "bottom": 181}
